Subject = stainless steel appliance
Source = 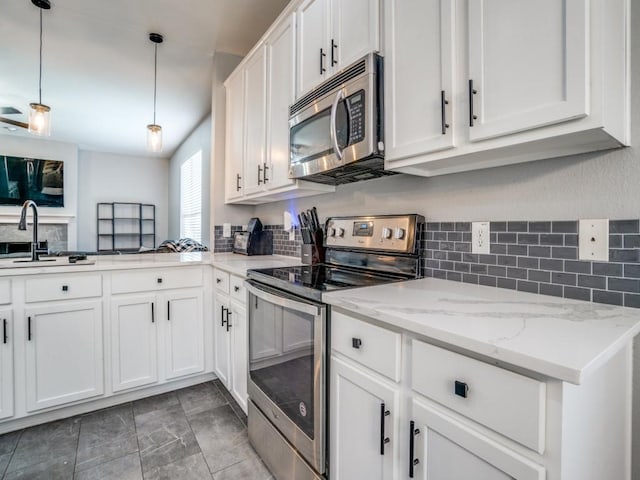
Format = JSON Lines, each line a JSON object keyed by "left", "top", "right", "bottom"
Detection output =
{"left": 288, "top": 53, "right": 395, "bottom": 185}
{"left": 232, "top": 217, "right": 273, "bottom": 255}
{"left": 245, "top": 214, "right": 425, "bottom": 480}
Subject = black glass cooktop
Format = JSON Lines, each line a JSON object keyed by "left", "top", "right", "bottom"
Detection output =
{"left": 247, "top": 264, "right": 408, "bottom": 302}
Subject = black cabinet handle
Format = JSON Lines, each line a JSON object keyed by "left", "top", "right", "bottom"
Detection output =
{"left": 454, "top": 380, "right": 469, "bottom": 398}
{"left": 151, "top": 303, "right": 155, "bottom": 323}
{"left": 469, "top": 79, "right": 478, "bottom": 127}
{"left": 157, "top": 278, "right": 163, "bottom": 284}
{"left": 226, "top": 309, "right": 232, "bottom": 332}
{"left": 441, "top": 90, "right": 450, "bottom": 135}
{"left": 62, "top": 285, "right": 69, "bottom": 292}
{"left": 220, "top": 305, "right": 227, "bottom": 327}
{"left": 236, "top": 173, "right": 241, "bottom": 191}
{"left": 380, "top": 403, "right": 390, "bottom": 455}
{"left": 258, "top": 164, "right": 263, "bottom": 185}
{"left": 320, "top": 48, "right": 327, "bottom": 74}
{"left": 331, "top": 39, "right": 338, "bottom": 66}
{"left": 3, "top": 319, "right": 7, "bottom": 344}
{"left": 167, "top": 301, "right": 170, "bottom": 321}
{"left": 234, "top": 286, "right": 240, "bottom": 292}
{"left": 263, "top": 163, "right": 269, "bottom": 183}
{"left": 27, "top": 316, "right": 32, "bottom": 342}
{"left": 409, "top": 421, "right": 420, "bottom": 478}
{"left": 352, "top": 337, "right": 362, "bottom": 349}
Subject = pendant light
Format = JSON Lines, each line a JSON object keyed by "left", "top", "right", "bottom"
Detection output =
{"left": 28, "top": 0, "right": 52, "bottom": 136}
{"left": 147, "top": 33, "right": 163, "bottom": 152}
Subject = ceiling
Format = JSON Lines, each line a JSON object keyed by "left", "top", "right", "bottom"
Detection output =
{"left": 0, "top": 0, "right": 289, "bottom": 157}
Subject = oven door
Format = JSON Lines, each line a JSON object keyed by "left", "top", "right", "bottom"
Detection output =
{"left": 245, "top": 280, "right": 327, "bottom": 474}
{"left": 289, "top": 73, "right": 376, "bottom": 179}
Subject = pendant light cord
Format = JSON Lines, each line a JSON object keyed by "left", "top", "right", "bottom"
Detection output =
{"left": 38, "top": 8, "right": 43, "bottom": 104}
{"left": 153, "top": 42, "right": 158, "bottom": 125}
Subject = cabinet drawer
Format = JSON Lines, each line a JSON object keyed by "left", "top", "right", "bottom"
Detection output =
{"left": 213, "top": 269, "right": 230, "bottom": 294}
{"left": 25, "top": 275, "right": 102, "bottom": 303}
{"left": 411, "top": 340, "right": 546, "bottom": 453}
{"left": 111, "top": 267, "right": 203, "bottom": 294}
{"left": 229, "top": 275, "right": 246, "bottom": 303}
{"left": 0, "top": 279, "right": 11, "bottom": 305}
{"left": 331, "top": 311, "right": 401, "bottom": 382}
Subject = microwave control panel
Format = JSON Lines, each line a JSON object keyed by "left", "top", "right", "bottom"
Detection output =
{"left": 324, "top": 215, "right": 421, "bottom": 253}
{"left": 347, "top": 91, "right": 366, "bottom": 145}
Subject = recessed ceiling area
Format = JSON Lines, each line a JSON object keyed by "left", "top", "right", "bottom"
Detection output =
{"left": 0, "top": 0, "right": 289, "bottom": 156}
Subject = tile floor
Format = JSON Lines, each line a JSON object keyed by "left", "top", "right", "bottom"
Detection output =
{"left": 0, "top": 380, "right": 273, "bottom": 480}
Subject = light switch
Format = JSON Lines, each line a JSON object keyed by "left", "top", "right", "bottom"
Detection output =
{"left": 223, "top": 223, "right": 231, "bottom": 238}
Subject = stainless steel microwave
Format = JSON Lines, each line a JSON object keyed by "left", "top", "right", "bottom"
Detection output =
{"left": 288, "top": 53, "right": 394, "bottom": 185}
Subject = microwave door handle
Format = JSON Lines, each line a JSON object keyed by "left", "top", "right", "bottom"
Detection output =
{"left": 330, "top": 89, "right": 345, "bottom": 161}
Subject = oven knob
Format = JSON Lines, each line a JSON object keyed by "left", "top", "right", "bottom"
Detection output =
{"left": 337, "top": 227, "right": 345, "bottom": 237}
{"left": 381, "top": 227, "right": 392, "bottom": 239}
{"left": 328, "top": 227, "right": 336, "bottom": 237}
{"left": 394, "top": 227, "right": 405, "bottom": 240}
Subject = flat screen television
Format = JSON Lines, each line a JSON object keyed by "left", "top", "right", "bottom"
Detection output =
{"left": 0, "top": 156, "right": 64, "bottom": 207}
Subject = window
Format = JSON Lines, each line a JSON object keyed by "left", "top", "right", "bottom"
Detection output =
{"left": 180, "top": 151, "right": 202, "bottom": 242}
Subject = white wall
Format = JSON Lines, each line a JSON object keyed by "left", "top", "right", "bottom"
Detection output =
{"left": 168, "top": 116, "right": 212, "bottom": 246}
{"left": 77, "top": 151, "right": 169, "bottom": 251}
{"left": 0, "top": 134, "right": 79, "bottom": 249}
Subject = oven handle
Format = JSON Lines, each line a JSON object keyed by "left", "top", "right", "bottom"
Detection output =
{"left": 330, "top": 89, "right": 345, "bottom": 161}
{"left": 245, "top": 280, "right": 322, "bottom": 317}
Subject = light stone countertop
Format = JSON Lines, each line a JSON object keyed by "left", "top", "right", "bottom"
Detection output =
{"left": 0, "top": 252, "right": 300, "bottom": 277}
{"left": 323, "top": 277, "right": 640, "bottom": 385}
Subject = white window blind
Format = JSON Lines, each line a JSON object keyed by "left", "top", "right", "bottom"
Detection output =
{"left": 180, "top": 151, "right": 202, "bottom": 242}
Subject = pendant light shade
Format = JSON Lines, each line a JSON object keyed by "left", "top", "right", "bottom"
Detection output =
{"left": 147, "top": 33, "right": 164, "bottom": 152}
{"left": 29, "top": 0, "right": 51, "bottom": 137}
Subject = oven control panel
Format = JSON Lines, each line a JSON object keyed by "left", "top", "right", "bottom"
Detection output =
{"left": 324, "top": 215, "right": 424, "bottom": 253}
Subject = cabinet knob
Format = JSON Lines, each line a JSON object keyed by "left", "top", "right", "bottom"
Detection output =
{"left": 234, "top": 286, "right": 240, "bottom": 292}
{"left": 352, "top": 337, "right": 362, "bottom": 349}
{"left": 62, "top": 285, "right": 69, "bottom": 292}
{"left": 157, "top": 278, "right": 163, "bottom": 284}
{"left": 454, "top": 380, "right": 469, "bottom": 398}
{"left": 216, "top": 278, "right": 222, "bottom": 284}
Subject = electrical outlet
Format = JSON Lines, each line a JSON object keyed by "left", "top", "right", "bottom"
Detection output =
{"left": 222, "top": 223, "right": 231, "bottom": 238}
{"left": 579, "top": 219, "right": 609, "bottom": 261}
{"left": 472, "top": 222, "right": 490, "bottom": 254}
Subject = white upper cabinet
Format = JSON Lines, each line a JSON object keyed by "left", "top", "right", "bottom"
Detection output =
{"left": 385, "top": 0, "right": 629, "bottom": 177}
{"left": 296, "top": 0, "right": 380, "bottom": 98}
{"left": 467, "top": 0, "right": 588, "bottom": 141}
{"left": 224, "top": 8, "right": 335, "bottom": 205}
{"left": 243, "top": 46, "right": 268, "bottom": 196}
{"left": 385, "top": 0, "right": 455, "bottom": 160}
{"left": 224, "top": 69, "right": 245, "bottom": 201}
{"left": 265, "top": 13, "right": 297, "bottom": 190}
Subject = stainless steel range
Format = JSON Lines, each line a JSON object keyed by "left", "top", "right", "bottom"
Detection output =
{"left": 245, "top": 214, "right": 425, "bottom": 480}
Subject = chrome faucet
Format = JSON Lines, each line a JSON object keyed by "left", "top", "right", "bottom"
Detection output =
{"left": 18, "top": 200, "right": 41, "bottom": 261}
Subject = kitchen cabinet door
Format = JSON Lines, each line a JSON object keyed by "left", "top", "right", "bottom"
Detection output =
{"left": 0, "top": 310, "right": 12, "bottom": 420}
{"left": 225, "top": 69, "right": 245, "bottom": 201}
{"left": 385, "top": 0, "right": 455, "bottom": 162}
{"left": 330, "top": 0, "right": 379, "bottom": 71}
{"left": 467, "top": 0, "right": 588, "bottom": 142}
{"left": 409, "top": 398, "right": 545, "bottom": 480}
{"left": 214, "top": 292, "right": 232, "bottom": 388}
{"left": 265, "top": 12, "right": 296, "bottom": 190}
{"left": 243, "top": 46, "right": 268, "bottom": 195}
{"left": 25, "top": 301, "right": 104, "bottom": 412}
{"left": 110, "top": 295, "right": 158, "bottom": 392}
{"left": 330, "top": 356, "right": 399, "bottom": 480}
{"left": 164, "top": 289, "right": 204, "bottom": 380}
{"left": 229, "top": 301, "right": 248, "bottom": 413}
{"left": 296, "top": 0, "right": 329, "bottom": 98}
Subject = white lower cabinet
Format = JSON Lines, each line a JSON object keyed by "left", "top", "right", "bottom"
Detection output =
{"left": 330, "top": 356, "right": 398, "bottom": 480}
{"left": 213, "top": 271, "right": 249, "bottom": 412}
{"left": 25, "top": 301, "right": 104, "bottom": 412}
{"left": 409, "top": 399, "right": 545, "bottom": 480}
{"left": 111, "top": 295, "right": 158, "bottom": 392}
{"left": 0, "top": 310, "right": 13, "bottom": 420}
{"left": 165, "top": 289, "right": 205, "bottom": 380}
